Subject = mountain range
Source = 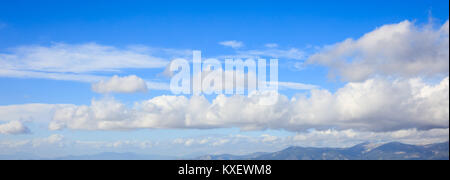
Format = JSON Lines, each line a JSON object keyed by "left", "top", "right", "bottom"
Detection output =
{"left": 198, "top": 141, "right": 449, "bottom": 160}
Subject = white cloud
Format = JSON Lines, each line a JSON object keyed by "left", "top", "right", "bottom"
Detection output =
{"left": 160, "top": 61, "right": 176, "bottom": 78}
{"left": 0, "top": 69, "right": 107, "bottom": 83}
{"left": 48, "top": 76, "right": 449, "bottom": 132}
{"left": 219, "top": 40, "right": 244, "bottom": 49}
{"left": 0, "top": 121, "right": 29, "bottom": 135}
{"left": 308, "top": 20, "right": 449, "bottom": 81}
{"left": 0, "top": 43, "right": 168, "bottom": 73}
{"left": 219, "top": 48, "right": 305, "bottom": 60}
{"left": 168, "top": 128, "right": 449, "bottom": 150}
{"left": 0, "top": 134, "right": 65, "bottom": 151}
{"left": 166, "top": 128, "right": 449, "bottom": 154}
{"left": 265, "top": 43, "right": 279, "bottom": 48}
{"left": 277, "top": 81, "right": 318, "bottom": 90}
{"left": 31, "top": 134, "right": 65, "bottom": 147}
{"left": 146, "top": 81, "right": 171, "bottom": 91}
{"left": 291, "top": 128, "right": 449, "bottom": 147}
{"left": 292, "top": 62, "right": 305, "bottom": 71}
{"left": 240, "top": 48, "right": 305, "bottom": 60}
{"left": 1, "top": 76, "right": 446, "bottom": 133}
{"left": 441, "top": 20, "right": 449, "bottom": 34}
{"left": 194, "top": 69, "right": 317, "bottom": 93}
{"left": 92, "top": 75, "right": 148, "bottom": 94}
{"left": 0, "top": 43, "right": 185, "bottom": 82}
{"left": 261, "top": 134, "right": 278, "bottom": 143}
{"left": 0, "top": 128, "right": 447, "bottom": 158}
{"left": 0, "top": 104, "right": 69, "bottom": 123}
{"left": 48, "top": 98, "right": 131, "bottom": 131}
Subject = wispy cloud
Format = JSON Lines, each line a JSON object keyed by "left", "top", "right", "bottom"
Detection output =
{"left": 192, "top": 69, "right": 318, "bottom": 93}
{"left": 0, "top": 43, "right": 169, "bottom": 73}
{"left": 265, "top": 43, "right": 279, "bottom": 48}
{"left": 217, "top": 47, "right": 306, "bottom": 61}
{"left": 0, "top": 43, "right": 194, "bottom": 83}
{"left": 0, "top": 69, "right": 106, "bottom": 83}
{"left": 1, "top": 128, "right": 447, "bottom": 158}
{"left": 219, "top": 40, "right": 244, "bottom": 49}
{"left": 277, "top": 81, "right": 318, "bottom": 90}
{"left": 146, "top": 81, "right": 171, "bottom": 91}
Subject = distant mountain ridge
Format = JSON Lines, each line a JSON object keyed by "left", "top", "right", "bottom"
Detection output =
{"left": 198, "top": 141, "right": 449, "bottom": 160}
{"left": 1, "top": 141, "right": 448, "bottom": 160}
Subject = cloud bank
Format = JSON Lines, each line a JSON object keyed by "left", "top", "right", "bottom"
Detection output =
{"left": 1, "top": 128, "right": 447, "bottom": 158}
{"left": 308, "top": 20, "right": 449, "bottom": 81}
{"left": 49, "top": 76, "right": 449, "bottom": 132}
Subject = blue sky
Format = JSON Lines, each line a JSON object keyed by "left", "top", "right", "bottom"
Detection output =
{"left": 0, "top": 0, "right": 449, "bottom": 158}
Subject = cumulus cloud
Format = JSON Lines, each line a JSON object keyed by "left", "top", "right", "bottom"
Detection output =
{"left": 308, "top": 20, "right": 449, "bottom": 81}
{"left": 0, "top": 104, "right": 69, "bottom": 123}
{"left": 219, "top": 40, "right": 244, "bottom": 49}
{"left": 49, "top": 76, "right": 449, "bottom": 132}
{"left": 92, "top": 75, "right": 148, "bottom": 94}
{"left": 1, "top": 77, "right": 447, "bottom": 133}
{"left": 0, "top": 121, "right": 29, "bottom": 135}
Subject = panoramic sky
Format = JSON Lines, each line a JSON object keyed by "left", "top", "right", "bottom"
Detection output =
{"left": 0, "top": 0, "right": 449, "bottom": 158}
